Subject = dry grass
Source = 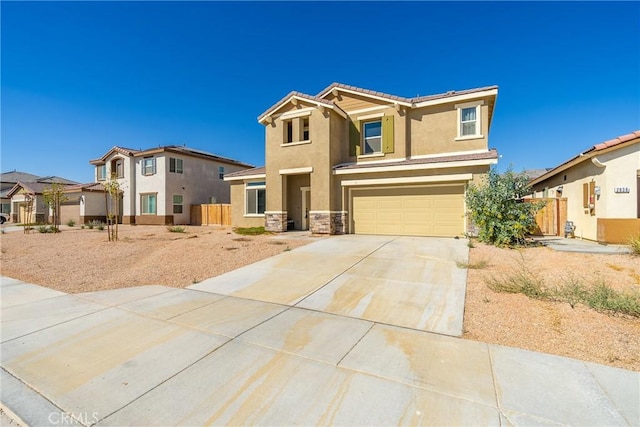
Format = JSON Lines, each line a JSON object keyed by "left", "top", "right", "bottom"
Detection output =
{"left": 464, "top": 242, "right": 640, "bottom": 371}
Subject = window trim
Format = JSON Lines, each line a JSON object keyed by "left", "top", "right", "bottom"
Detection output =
{"left": 362, "top": 120, "right": 383, "bottom": 155}
{"left": 141, "top": 193, "right": 157, "bottom": 215}
{"left": 244, "top": 181, "right": 266, "bottom": 217}
{"left": 169, "top": 157, "right": 183, "bottom": 174}
{"left": 455, "top": 101, "right": 483, "bottom": 140}
{"left": 172, "top": 194, "right": 183, "bottom": 214}
{"left": 142, "top": 157, "right": 156, "bottom": 176}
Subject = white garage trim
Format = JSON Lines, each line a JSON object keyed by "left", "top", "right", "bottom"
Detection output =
{"left": 348, "top": 184, "right": 467, "bottom": 236}
{"left": 341, "top": 173, "right": 472, "bottom": 187}
{"left": 279, "top": 167, "right": 313, "bottom": 175}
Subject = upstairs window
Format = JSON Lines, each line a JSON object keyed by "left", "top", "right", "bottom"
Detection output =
{"left": 246, "top": 182, "right": 266, "bottom": 215}
{"left": 363, "top": 121, "right": 382, "bottom": 154}
{"left": 456, "top": 101, "right": 483, "bottom": 139}
{"left": 169, "top": 158, "right": 183, "bottom": 174}
{"left": 460, "top": 107, "right": 477, "bottom": 136}
{"left": 97, "top": 165, "right": 107, "bottom": 181}
{"left": 302, "top": 118, "right": 310, "bottom": 140}
{"left": 218, "top": 166, "right": 225, "bottom": 179}
{"left": 142, "top": 157, "right": 156, "bottom": 176}
{"left": 285, "top": 120, "right": 294, "bottom": 143}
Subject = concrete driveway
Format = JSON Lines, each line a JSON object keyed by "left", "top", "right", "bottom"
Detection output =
{"left": 1, "top": 236, "right": 638, "bottom": 426}
{"left": 191, "top": 235, "right": 468, "bottom": 336}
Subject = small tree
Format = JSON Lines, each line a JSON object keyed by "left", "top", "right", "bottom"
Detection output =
{"left": 43, "top": 183, "right": 68, "bottom": 233}
{"left": 23, "top": 194, "right": 35, "bottom": 233}
{"left": 103, "top": 174, "right": 122, "bottom": 241}
{"left": 466, "top": 166, "right": 544, "bottom": 246}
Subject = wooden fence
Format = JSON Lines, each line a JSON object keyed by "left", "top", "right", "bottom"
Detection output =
{"left": 190, "top": 204, "right": 231, "bottom": 226}
{"left": 527, "top": 198, "right": 567, "bottom": 236}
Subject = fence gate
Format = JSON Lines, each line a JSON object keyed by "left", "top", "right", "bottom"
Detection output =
{"left": 190, "top": 204, "right": 231, "bottom": 226}
{"left": 528, "top": 198, "right": 567, "bottom": 236}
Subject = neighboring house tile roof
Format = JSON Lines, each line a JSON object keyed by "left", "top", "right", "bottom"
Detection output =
{"left": 0, "top": 171, "right": 41, "bottom": 184}
{"left": 333, "top": 149, "right": 499, "bottom": 171}
{"left": 63, "top": 182, "right": 106, "bottom": 192}
{"left": 6, "top": 181, "right": 76, "bottom": 198}
{"left": 224, "top": 166, "right": 266, "bottom": 178}
{"left": 529, "top": 130, "right": 640, "bottom": 186}
{"left": 412, "top": 85, "right": 499, "bottom": 104}
{"left": 91, "top": 145, "right": 253, "bottom": 169}
{"left": 35, "top": 176, "right": 80, "bottom": 185}
{"left": 522, "top": 168, "right": 552, "bottom": 180}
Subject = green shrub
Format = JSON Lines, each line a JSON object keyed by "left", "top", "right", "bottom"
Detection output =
{"left": 466, "top": 166, "right": 545, "bottom": 247}
{"left": 167, "top": 226, "right": 186, "bottom": 233}
{"left": 233, "top": 226, "right": 266, "bottom": 236}
{"left": 38, "top": 225, "right": 49, "bottom": 233}
{"left": 97, "top": 223, "right": 105, "bottom": 231}
{"left": 67, "top": 219, "right": 75, "bottom": 227}
{"left": 628, "top": 235, "right": 640, "bottom": 256}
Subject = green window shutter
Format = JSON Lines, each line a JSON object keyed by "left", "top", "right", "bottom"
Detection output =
{"left": 349, "top": 120, "right": 361, "bottom": 157}
{"left": 382, "top": 115, "right": 394, "bottom": 153}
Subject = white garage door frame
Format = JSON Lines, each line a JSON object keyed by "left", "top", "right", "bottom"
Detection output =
{"left": 346, "top": 183, "right": 468, "bottom": 236}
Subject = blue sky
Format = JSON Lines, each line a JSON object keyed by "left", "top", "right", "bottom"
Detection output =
{"left": 2, "top": 1, "right": 639, "bottom": 183}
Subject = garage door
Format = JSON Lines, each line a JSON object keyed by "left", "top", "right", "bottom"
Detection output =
{"left": 60, "top": 202, "right": 80, "bottom": 225}
{"left": 351, "top": 185, "right": 465, "bottom": 237}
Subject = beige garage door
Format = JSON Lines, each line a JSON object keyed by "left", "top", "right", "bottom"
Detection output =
{"left": 351, "top": 185, "right": 465, "bottom": 237}
{"left": 60, "top": 202, "right": 80, "bottom": 225}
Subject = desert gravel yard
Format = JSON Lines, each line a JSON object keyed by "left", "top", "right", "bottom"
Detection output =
{"left": 1, "top": 225, "right": 638, "bottom": 371}
{"left": 0, "top": 225, "right": 312, "bottom": 293}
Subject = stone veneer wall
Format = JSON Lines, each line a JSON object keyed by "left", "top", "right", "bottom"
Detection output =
{"left": 265, "top": 212, "right": 287, "bottom": 232}
{"left": 310, "top": 212, "right": 347, "bottom": 235}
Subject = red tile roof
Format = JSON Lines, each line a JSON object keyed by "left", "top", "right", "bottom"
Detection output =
{"left": 529, "top": 130, "right": 640, "bottom": 185}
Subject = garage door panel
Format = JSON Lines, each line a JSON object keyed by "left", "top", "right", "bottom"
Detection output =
{"left": 352, "top": 186, "right": 464, "bottom": 237}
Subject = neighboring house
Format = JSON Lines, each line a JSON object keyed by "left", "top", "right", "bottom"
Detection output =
{"left": 89, "top": 145, "right": 253, "bottom": 225}
{"left": 0, "top": 171, "right": 77, "bottom": 219}
{"left": 59, "top": 183, "right": 108, "bottom": 225}
{"left": 226, "top": 82, "right": 499, "bottom": 237}
{"left": 529, "top": 130, "right": 640, "bottom": 244}
{"left": 7, "top": 181, "right": 76, "bottom": 224}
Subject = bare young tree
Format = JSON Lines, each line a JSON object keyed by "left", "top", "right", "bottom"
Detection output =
{"left": 103, "top": 175, "right": 122, "bottom": 241}
{"left": 43, "top": 183, "right": 68, "bottom": 233}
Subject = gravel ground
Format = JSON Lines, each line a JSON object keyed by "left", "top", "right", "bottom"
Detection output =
{"left": 0, "top": 225, "right": 312, "bottom": 293}
{"left": 1, "top": 227, "right": 638, "bottom": 370}
{"left": 464, "top": 242, "right": 640, "bottom": 371}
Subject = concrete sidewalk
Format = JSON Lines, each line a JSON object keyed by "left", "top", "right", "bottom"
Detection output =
{"left": 533, "top": 236, "right": 631, "bottom": 254}
{"left": 2, "top": 278, "right": 638, "bottom": 426}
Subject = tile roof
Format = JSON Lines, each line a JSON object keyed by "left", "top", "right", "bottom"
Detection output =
{"left": 7, "top": 181, "right": 76, "bottom": 197}
{"left": 224, "top": 166, "right": 266, "bottom": 178}
{"left": 586, "top": 130, "right": 640, "bottom": 153}
{"left": 530, "top": 130, "right": 640, "bottom": 185}
{"left": 0, "top": 171, "right": 41, "bottom": 184}
{"left": 333, "top": 149, "right": 499, "bottom": 171}
{"left": 36, "top": 176, "right": 80, "bottom": 185}
{"left": 258, "top": 91, "right": 338, "bottom": 121}
{"left": 318, "top": 82, "right": 499, "bottom": 104}
{"left": 63, "top": 182, "right": 106, "bottom": 192}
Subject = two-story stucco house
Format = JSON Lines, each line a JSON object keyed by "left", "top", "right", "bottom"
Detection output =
{"left": 90, "top": 145, "right": 253, "bottom": 225}
{"left": 529, "top": 130, "right": 640, "bottom": 243}
{"left": 226, "top": 83, "right": 499, "bottom": 237}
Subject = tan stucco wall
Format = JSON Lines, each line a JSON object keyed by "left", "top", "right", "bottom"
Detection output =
{"left": 229, "top": 181, "right": 265, "bottom": 228}
{"left": 409, "top": 100, "right": 490, "bottom": 157}
{"left": 265, "top": 103, "right": 334, "bottom": 212}
{"left": 531, "top": 142, "right": 639, "bottom": 241}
